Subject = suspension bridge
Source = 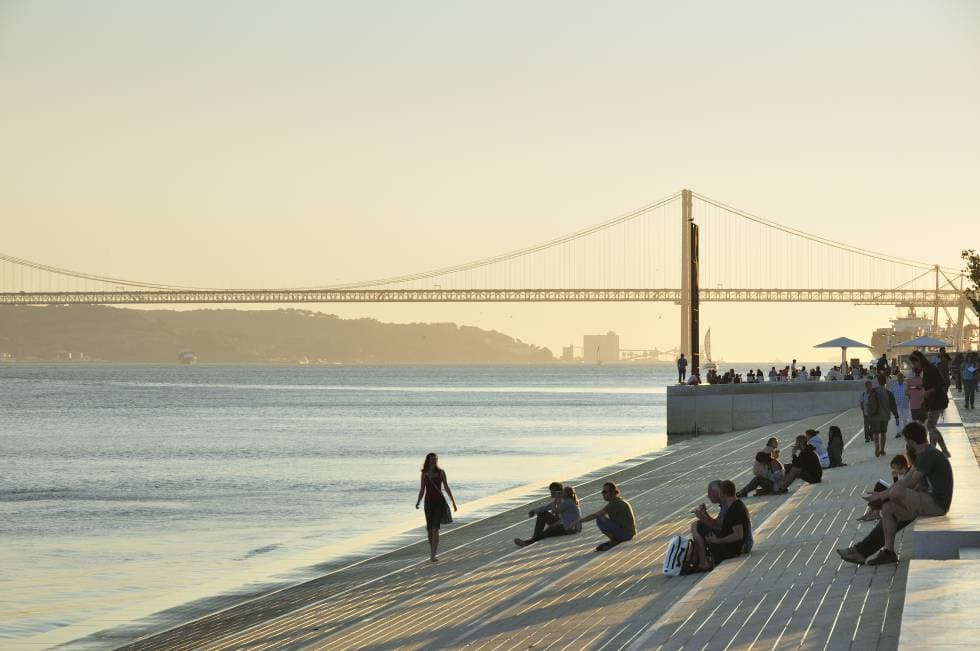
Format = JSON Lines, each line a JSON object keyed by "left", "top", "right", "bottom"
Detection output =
{"left": 2, "top": 189, "right": 975, "bottom": 354}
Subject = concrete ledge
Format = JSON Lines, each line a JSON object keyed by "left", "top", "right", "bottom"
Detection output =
{"left": 899, "top": 559, "right": 980, "bottom": 648}
{"left": 667, "top": 380, "right": 865, "bottom": 434}
{"left": 912, "top": 403, "right": 980, "bottom": 560}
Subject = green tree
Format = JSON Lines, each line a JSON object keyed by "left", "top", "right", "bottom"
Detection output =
{"left": 963, "top": 249, "right": 980, "bottom": 313}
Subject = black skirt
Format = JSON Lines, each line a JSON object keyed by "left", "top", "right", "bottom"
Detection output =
{"left": 424, "top": 500, "right": 448, "bottom": 530}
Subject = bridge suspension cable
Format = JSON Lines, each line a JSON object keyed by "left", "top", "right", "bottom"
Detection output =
{"left": 692, "top": 192, "right": 961, "bottom": 274}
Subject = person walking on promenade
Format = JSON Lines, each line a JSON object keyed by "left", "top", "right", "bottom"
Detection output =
{"left": 868, "top": 374, "right": 899, "bottom": 457}
{"left": 837, "top": 422, "right": 953, "bottom": 565}
{"left": 910, "top": 350, "right": 952, "bottom": 458}
{"left": 962, "top": 352, "right": 978, "bottom": 409}
{"left": 892, "top": 372, "right": 912, "bottom": 437}
{"left": 416, "top": 452, "right": 458, "bottom": 562}
{"left": 952, "top": 352, "right": 964, "bottom": 393}
{"left": 860, "top": 380, "right": 874, "bottom": 442}
{"left": 937, "top": 347, "right": 952, "bottom": 387}
{"left": 907, "top": 366, "right": 926, "bottom": 423}
{"left": 677, "top": 354, "right": 688, "bottom": 384}
{"left": 572, "top": 481, "right": 636, "bottom": 551}
{"left": 515, "top": 484, "right": 582, "bottom": 547}
{"left": 876, "top": 353, "right": 889, "bottom": 375}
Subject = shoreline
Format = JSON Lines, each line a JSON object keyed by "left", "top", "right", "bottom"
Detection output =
{"left": 21, "top": 442, "right": 677, "bottom": 650}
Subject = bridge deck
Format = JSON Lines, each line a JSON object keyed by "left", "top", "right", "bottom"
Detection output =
{"left": 61, "top": 407, "right": 921, "bottom": 651}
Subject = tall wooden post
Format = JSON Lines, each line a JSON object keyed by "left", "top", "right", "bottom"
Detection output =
{"left": 680, "top": 189, "right": 693, "bottom": 359}
{"left": 690, "top": 221, "right": 700, "bottom": 379}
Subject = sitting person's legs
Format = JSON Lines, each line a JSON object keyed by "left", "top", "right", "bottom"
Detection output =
{"left": 596, "top": 514, "right": 632, "bottom": 542}
{"left": 528, "top": 523, "right": 572, "bottom": 543}
{"left": 690, "top": 520, "right": 713, "bottom": 570}
{"left": 737, "top": 475, "right": 773, "bottom": 497}
{"left": 531, "top": 511, "right": 559, "bottom": 538}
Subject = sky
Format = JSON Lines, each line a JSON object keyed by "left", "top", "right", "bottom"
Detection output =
{"left": 1, "top": 1, "right": 978, "bottom": 360}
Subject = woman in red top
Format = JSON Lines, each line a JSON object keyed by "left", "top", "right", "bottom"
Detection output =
{"left": 415, "top": 453, "right": 458, "bottom": 562}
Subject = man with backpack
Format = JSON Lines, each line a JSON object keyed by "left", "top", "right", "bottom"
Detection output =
{"left": 867, "top": 374, "right": 899, "bottom": 457}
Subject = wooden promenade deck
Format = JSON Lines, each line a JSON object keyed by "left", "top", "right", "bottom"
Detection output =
{"left": 73, "top": 408, "right": 917, "bottom": 650}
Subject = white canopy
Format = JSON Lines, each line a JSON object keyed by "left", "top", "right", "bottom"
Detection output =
{"left": 814, "top": 337, "right": 871, "bottom": 349}
{"left": 814, "top": 337, "right": 872, "bottom": 372}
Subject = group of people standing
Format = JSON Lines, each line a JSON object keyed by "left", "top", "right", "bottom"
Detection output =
{"left": 861, "top": 350, "right": 953, "bottom": 458}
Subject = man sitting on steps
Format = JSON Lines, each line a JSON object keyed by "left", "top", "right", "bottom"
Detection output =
{"left": 688, "top": 480, "right": 752, "bottom": 571}
{"left": 837, "top": 421, "right": 954, "bottom": 565}
{"left": 572, "top": 481, "right": 637, "bottom": 552}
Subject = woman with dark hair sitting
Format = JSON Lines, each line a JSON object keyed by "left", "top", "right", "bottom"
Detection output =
{"left": 827, "top": 425, "right": 847, "bottom": 468}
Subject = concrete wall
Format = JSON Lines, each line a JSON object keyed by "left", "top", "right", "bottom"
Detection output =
{"left": 666, "top": 381, "right": 866, "bottom": 435}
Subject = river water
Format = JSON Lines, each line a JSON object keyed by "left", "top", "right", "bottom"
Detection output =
{"left": 1, "top": 363, "right": 678, "bottom": 645}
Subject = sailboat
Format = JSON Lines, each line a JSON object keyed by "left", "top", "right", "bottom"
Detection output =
{"left": 703, "top": 329, "right": 718, "bottom": 372}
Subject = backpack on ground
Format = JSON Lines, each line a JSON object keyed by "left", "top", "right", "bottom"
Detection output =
{"left": 663, "top": 534, "right": 692, "bottom": 576}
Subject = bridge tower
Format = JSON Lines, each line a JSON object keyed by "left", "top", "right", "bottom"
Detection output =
{"left": 679, "top": 189, "right": 694, "bottom": 360}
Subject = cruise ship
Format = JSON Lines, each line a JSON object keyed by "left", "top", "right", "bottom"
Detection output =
{"left": 869, "top": 309, "right": 970, "bottom": 357}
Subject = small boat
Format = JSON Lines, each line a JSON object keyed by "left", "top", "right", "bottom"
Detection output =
{"left": 703, "top": 329, "right": 718, "bottom": 371}
{"left": 177, "top": 350, "right": 197, "bottom": 365}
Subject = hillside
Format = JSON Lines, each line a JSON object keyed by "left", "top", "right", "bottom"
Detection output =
{"left": 0, "top": 305, "right": 554, "bottom": 364}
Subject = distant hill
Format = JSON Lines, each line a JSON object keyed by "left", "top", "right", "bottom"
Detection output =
{"left": 0, "top": 305, "right": 554, "bottom": 364}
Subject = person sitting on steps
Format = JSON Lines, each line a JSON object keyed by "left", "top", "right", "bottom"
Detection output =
{"left": 687, "top": 480, "right": 752, "bottom": 572}
{"left": 514, "top": 482, "right": 582, "bottom": 547}
{"left": 737, "top": 451, "right": 784, "bottom": 497}
{"left": 571, "top": 481, "right": 637, "bottom": 552}
{"left": 857, "top": 454, "right": 909, "bottom": 522}
{"left": 837, "top": 421, "right": 954, "bottom": 565}
{"left": 778, "top": 434, "right": 823, "bottom": 492}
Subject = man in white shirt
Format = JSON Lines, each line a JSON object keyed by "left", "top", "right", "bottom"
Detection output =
{"left": 805, "top": 429, "right": 830, "bottom": 469}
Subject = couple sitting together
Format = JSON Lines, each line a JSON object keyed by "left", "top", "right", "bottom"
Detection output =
{"left": 687, "top": 479, "right": 753, "bottom": 572}
{"left": 737, "top": 428, "right": 836, "bottom": 497}
{"left": 515, "top": 480, "right": 637, "bottom": 552}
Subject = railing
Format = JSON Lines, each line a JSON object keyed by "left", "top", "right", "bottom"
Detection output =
{"left": 0, "top": 287, "right": 968, "bottom": 306}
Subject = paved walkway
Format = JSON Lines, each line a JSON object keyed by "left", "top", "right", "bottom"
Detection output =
{"left": 69, "top": 408, "right": 915, "bottom": 650}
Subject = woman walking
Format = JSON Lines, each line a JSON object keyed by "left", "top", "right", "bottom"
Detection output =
{"left": 891, "top": 372, "right": 912, "bottom": 437}
{"left": 962, "top": 352, "right": 978, "bottom": 410}
{"left": 416, "top": 453, "right": 458, "bottom": 562}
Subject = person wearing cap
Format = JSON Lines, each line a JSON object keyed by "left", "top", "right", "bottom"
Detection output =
{"left": 804, "top": 428, "right": 830, "bottom": 469}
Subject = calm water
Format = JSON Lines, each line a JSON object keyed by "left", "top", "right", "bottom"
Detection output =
{"left": 0, "top": 363, "right": 677, "bottom": 645}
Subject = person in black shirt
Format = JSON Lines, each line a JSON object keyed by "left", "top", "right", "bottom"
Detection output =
{"left": 837, "top": 421, "right": 953, "bottom": 565}
{"left": 705, "top": 480, "right": 751, "bottom": 566}
{"left": 778, "top": 434, "right": 822, "bottom": 492}
{"left": 910, "top": 350, "right": 951, "bottom": 458}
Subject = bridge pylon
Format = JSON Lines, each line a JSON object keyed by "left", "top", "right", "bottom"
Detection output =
{"left": 679, "top": 189, "right": 693, "bottom": 361}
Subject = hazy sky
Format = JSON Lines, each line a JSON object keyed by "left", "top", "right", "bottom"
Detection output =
{"left": 2, "top": 1, "right": 978, "bottom": 360}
